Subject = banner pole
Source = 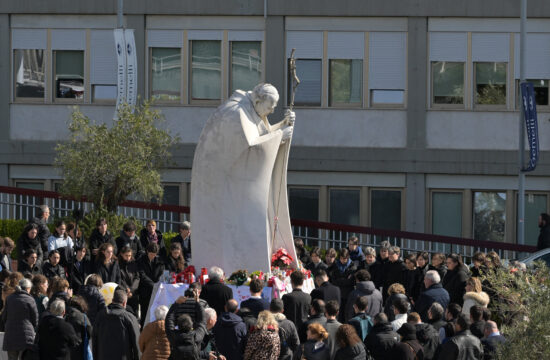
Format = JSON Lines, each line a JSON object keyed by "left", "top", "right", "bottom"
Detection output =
{"left": 518, "top": 0, "right": 527, "bottom": 246}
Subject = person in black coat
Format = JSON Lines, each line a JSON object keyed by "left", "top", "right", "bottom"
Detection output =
{"left": 311, "top": 269, "right": 342, "bottom": 305}
{"left": 329, "top": 248, "right": 357, "bottom": 322}
{"left": 0, "top": 278, "right": 39, "bottom": 356}
{"left": 390, "top": 323, "right": 424, "bottom": 360}
{"left": 334, "top": 324, "right": 367, "bottom": 360}
{"left": 414, "top": 252, "right": 430, "bottom": 301}
{"left": 383, "top": 246, "right": 407, "bottom": 297}
{"left": 67, "top": 246, "right": 92, "bottom": 294}
{"left": 42, "top": 250, "right": 67, "bottom": 280}
{"left": 200, "top": 267, "right": 234, "bottom": 316}
{"left": 537, "top": 213, "right": 550, "bottom": 250}
{"left": 171, "top": 221, "right": 192, "bottom": 264}
{"left": 30, "top": 204, "right": 51, "bottom": 261}
{"left": 442, "top": 254, "right": 469, "bottom": 306}
{"left": 17, "top": 223, "right": 43, "bottom": 269}
{"left": 436, "top": 314, "right": 483, "bottom": 360}
{"left": 270, "top": 298, "right": 300, "bottom": 360}
{"left": 163, "top": 243, "right": 186, "bottom": 273}
{"left": 364, "top": 313, "right": 400, "bottom": 360}
{"left": 93, "top": 243, "right": 121, "bottom": 285}
{"left": 298, "top": 299, "right": 327, "bottom": 343}
{"left": 323, "top": 248, "right": 338, "bottom": 281}
{"left": 18, "top": 249, "right": 42, "bottom": 277}
{"left": 137, "top": 242, "right": 165, "bottom": 326}
{"left": 282, "top": 270, "right": 311, "bottom": 331}
{"left": 115, "top": 221, "right": 143, "bottom": 258}
{"left": 38, "top": 299, "right": 81, "bottom": 360}
{"left": 415, "top": 270, "right": 450, "bottom": 323}
{"left": 481, "top": 320, "right": 506, "bottom": 360}
{"left": 88, "top": 218, "right": 117, "bottom": 262}
{"left": 294, "top": 238, "right": 311, "bottom": 266}
{"left": 118, "top": 246, "right": 141, "bottom": 316}
{"left": 305, "top": 247, "right": 329, "bottom": 274}
{"left": 93, "top": 289, "right": 141, "bottom": 360}
{"left": 64, "top": 296, "right": 92, "bottom": 360}
{"left": 77, "top": 274, "right": 106, "bottom": 325}
{"left": 428, "top": 253, "right": 447, "bottom": 282}
{"left": 139, "top": 220, "right": 166, "bottom": 258}
{"left": 213, "top": 299, "right": 247, "bottom": 360}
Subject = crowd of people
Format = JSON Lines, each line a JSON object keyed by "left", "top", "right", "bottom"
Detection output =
{"left": 0, "top": 205, "right": 509, "bottom": 360}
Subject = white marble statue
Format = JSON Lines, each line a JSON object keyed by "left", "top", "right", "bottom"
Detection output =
{"left": 190, "top": 83, "right": 298, "bottom": 275}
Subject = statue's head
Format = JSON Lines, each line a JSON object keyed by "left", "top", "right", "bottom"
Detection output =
{"left": 251, "top": 83, "right": 279, "bottom": 117}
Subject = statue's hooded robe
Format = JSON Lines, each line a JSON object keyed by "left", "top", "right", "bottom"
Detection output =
{"left": 190, "top": 90, "right": 298, "bottom": 275}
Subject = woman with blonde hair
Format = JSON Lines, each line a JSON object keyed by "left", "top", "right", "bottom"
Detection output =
{"left": 302, "top": 322, "right": 330, "bottom": 360}
{"left": 244, "top": 310, "right": 280, "bottom": 360}
{"left": 139, "top": 305, "right": 171, "bottom": 360}
{"left": 384, "top": 283, "right": 409, "bottom": 321}
{"left": 462, "top": 277, "right": 489, "bottom": 317}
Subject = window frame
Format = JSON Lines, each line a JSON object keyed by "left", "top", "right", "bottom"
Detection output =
{"left": 148, "top": 47, "right": 183, "bottom": 105}
{"left": 515, "top": 79, "right": 550, "bottom": 112}
{"left": 473, "top": 61, "right": 508, "bottom": 110}
{"left": 472, "top": 190, "right": 507, "bottom": 242}
{"left": 369, "top": 89, "right": 406, "bottom": 109}
{"left": 13, "top": 49, "right": 47, "bottom": 103}
{"left": 328, "top": 59, "right": 363, "bottom": 108}
{"left": 368, "top": 187, "right": 405, "bottom": 230}
{"left": 288, "top": 58, "right": 323, "bottom": 107}
{"left": 52, "top": 49, "right": 85, "bottom": 104}
{"left": 428, "top": 189, "right": 465, "bottom": 238}
{"left": 430, "top": 61, "right": 466, "bottom": 109}
{"left": 229, "top": 41, "right": 263, "bottom": 95}
{"left": 328, "top": 186, "right": 362, "bottom": 225}
{"left": 188, "top": 39, "right": 222, "bottom": 106}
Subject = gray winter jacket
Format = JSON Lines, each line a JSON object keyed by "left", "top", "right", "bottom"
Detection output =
{"left": 345, "top": 281, "right": 383, "bottom": 321}
{"left": 0, "top": 289, "right": 39, "bottom": 351}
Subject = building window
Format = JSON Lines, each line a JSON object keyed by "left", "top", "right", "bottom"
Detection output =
{"left": 289, "top": 59, "right": 322, "bottom": 106}
{"left": 289, "top": 188, "right": 319, "bottom": 244}
{"left": 370, "top": 90, "right": 404, "bottom": 105}
{"left": 371, "top": 189, "right": 401, "bottom": 230}
{"left": 93, "top": 85, "right": 117, "bottom": 102}
{"left": 54, "top": 50, "right": 84, "bottom": 100}
{"left": 473, "top": 191, "right": 506, "bottom": 242}
{"left": 329, "top": 189, "right": 360, "bottom": 225}
{"left": 14, "top": 49, "right": 45, "bottom": 100}
{"left": 230, "top": 41, "right": 262, "bottom": 93}
{"left": 329, "top": 59, "right": 362, "bottom": 107}
{"left": 190, "top": 40, "right": 221, "bottom": 101}
{"left": 475, "top": 62, "right": 507, "bottom": 105}
{"left": 517, "top": 79, "right": 549, "bottom": 107}
{"left": 151, "top": 48, "right": 181, "bottom": 102}
{"left": 523, "top": 193, "right": 547, "bottom": 247}
{"left": 432, "top": 61, "right": 464, "bottom": 105}
{"left": 432, "top": 192, "right": 463, "bottom": 237}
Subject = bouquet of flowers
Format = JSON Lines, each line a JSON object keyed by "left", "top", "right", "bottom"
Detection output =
{"left": 228, "top": 269, "right": 249, "bottom": 286}
{"left": 271, "top": 248, "right": 294, "bottom": 269}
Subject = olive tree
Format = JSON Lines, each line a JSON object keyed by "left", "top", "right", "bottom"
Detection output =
{"left": 55, "top": 102, "right": 179, "bottom": 213}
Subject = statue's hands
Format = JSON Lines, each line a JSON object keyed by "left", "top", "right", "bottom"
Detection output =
{"left": 284, "top": 109, "right": 296, "bottom": 126}
{"left": 282, "top": 126, "right": 294, "bottom": 141}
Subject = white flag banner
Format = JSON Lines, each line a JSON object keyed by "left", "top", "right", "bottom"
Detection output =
{"left": 124, "top": 29, "right": 137, "bottom": 109}
{"left": 114, "top": 29, "right": 126, "bottom": 113}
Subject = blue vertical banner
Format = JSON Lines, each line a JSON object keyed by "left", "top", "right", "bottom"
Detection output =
{"left": 521, "top": 82, "right": 539, "bottom": 172}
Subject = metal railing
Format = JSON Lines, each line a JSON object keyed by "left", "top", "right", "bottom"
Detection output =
{"left": 0, "top": 186, "right": 188, "bottom": 233}
{"left": 0, "top": 186, "right": 537, "bottom": 261}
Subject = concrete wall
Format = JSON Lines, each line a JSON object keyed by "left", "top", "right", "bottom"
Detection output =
{"left": 427, "top": 111, "right": 550, "bottom": 151}
{"left": 2, "top": 0, "right": 550, "bottom": 17}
